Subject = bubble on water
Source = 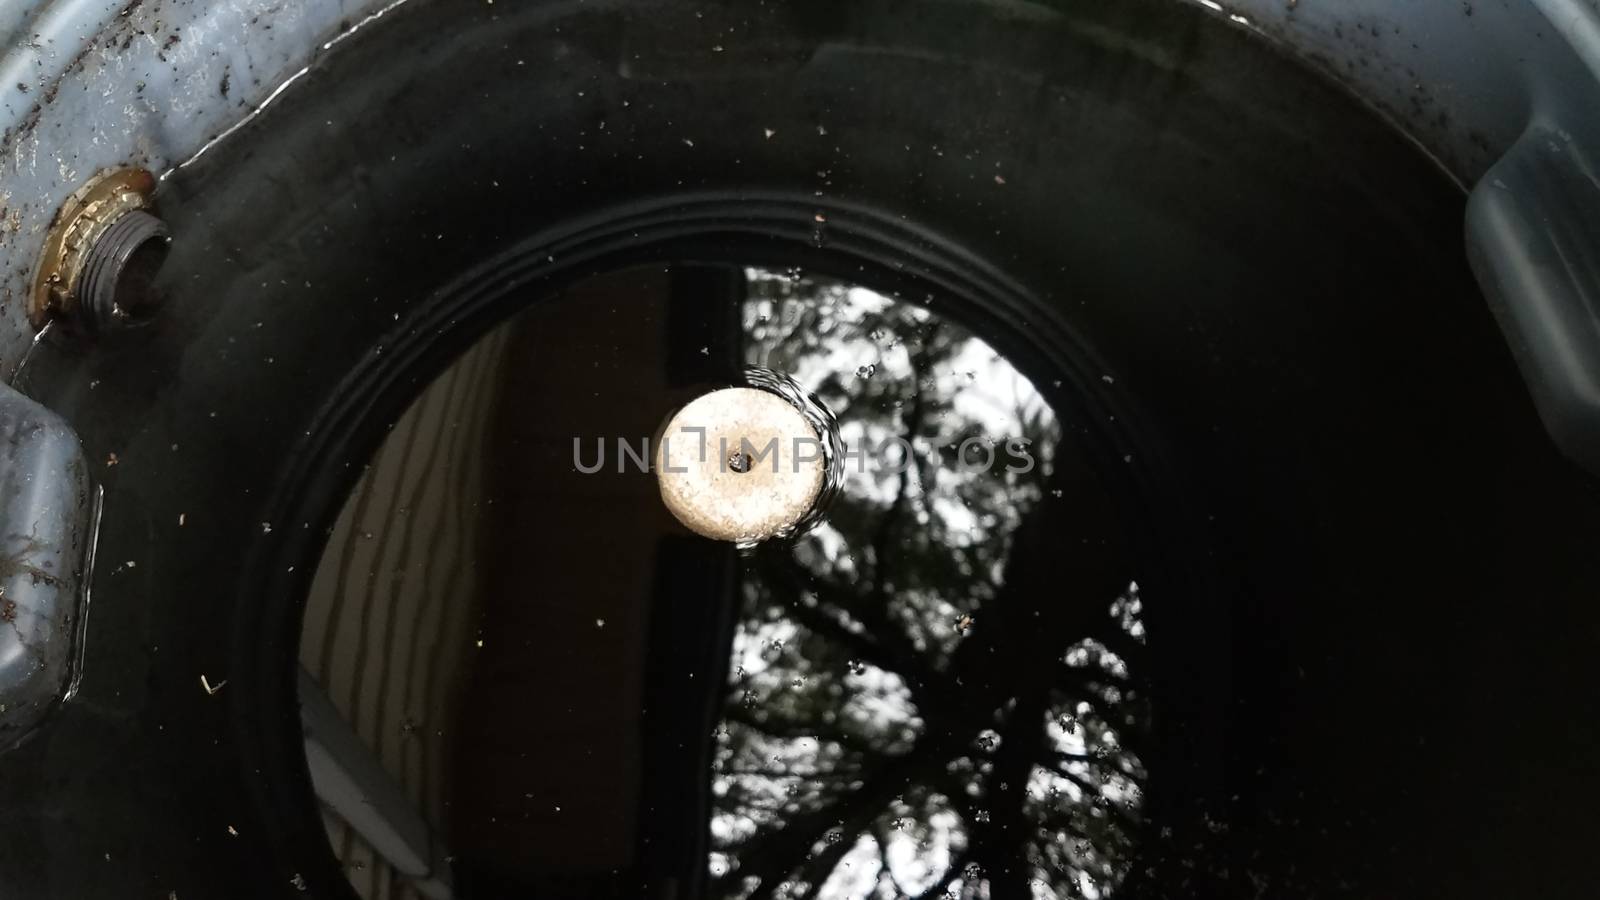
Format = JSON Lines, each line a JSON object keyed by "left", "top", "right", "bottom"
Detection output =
{"left": 855, "top": 364, "right": 875, "bottom": 378}
{"left": 735, "top": 366, "right": 845, "bottom": 542}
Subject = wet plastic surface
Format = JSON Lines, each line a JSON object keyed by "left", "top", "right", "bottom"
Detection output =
{"left": 0, "top": 0, "right": 1598, "bottom": 898}
{"left": 0, "top": 381, "right": 92, "bottom": 749}
{"left": 1468, "top": 126, "right": 1600, "bottom": 473}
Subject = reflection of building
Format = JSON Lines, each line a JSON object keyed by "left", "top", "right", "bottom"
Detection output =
{"left": 301, "top": 265, "right": 748, "bottom": 897}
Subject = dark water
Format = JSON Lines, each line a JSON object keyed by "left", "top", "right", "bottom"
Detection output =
{"left": 303, "top": 265, "right": 1151, "bottom": 898}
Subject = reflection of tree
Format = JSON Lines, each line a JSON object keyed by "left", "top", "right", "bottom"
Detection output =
{"left": 710, "top": 272, "right": 1149, "bottom": 899}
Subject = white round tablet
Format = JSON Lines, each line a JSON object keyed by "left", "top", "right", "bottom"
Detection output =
{"left": 656, "top": 387, "right": 826, "bottom": 543}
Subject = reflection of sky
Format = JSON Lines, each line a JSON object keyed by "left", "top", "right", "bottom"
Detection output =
{"left": 713, "top": 270, "right": 1147, "bottom": 900}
